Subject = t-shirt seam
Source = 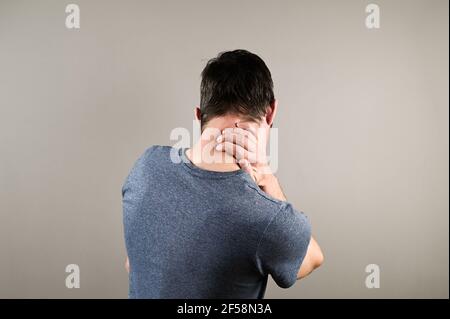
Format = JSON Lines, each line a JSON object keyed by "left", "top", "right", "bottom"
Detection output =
{"left": 245, "top": 183, "right": 285, "bottom": 205}
{"left": 181, "top": 169, "right": 247, "bottom": 180}
{"left": 177, "top": 147, "right": 248, "bottom": 180}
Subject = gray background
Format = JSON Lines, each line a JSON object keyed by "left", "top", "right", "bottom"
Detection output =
{"left": 0, "top": 0, "right": 448, "bottom": 298}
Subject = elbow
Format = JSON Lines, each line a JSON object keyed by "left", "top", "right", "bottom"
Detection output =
{"left": 297, "top": 245, "right": 324, "bottom": 280}
{"left": 310, "top": 238, "right": 324, "bottom": 270}
{"left": 314, "top": 248, "right": 324, "bottom": 269}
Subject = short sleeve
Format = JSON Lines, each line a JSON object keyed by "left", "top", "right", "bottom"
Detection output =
{"left": 121, "top": 146, "right": 157, "bottom": 197}
{"left": 255, "top": 203, "right": 312, "bottom": 288}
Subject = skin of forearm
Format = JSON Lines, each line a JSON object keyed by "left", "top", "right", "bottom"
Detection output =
{"left": 259, "top": 173, "right": 287, "bottom": 201}
{"left": 298, "top": 237, "right": 322, "bottom": 279}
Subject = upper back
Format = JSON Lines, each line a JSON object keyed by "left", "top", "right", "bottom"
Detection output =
{"left": 122, "top": 145, "right": 310, "bottom": 298}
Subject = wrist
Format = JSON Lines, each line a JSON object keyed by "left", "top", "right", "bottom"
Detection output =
{"left": 258, "top": 173, "right": 286, "bottom": 201}
{"left": 258, "top": 170, "right": 277, "bottom": 188}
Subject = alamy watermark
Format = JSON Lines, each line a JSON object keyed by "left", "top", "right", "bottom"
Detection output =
{"left": 365, "top": 4, "right": 380, "bottom": 29}
{"left": 65, "top": 264, "right": 80, "bottom": 289}
{"left": 365, "top": 264, "right": 380, "bottom": 288}
{"left": 65, "top": 4, "right": 80, "bottom": 29}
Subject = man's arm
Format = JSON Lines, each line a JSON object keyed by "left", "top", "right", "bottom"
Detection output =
{"left": 258, "top": 173, "right": 323, "bottom": 279}
{"left": 218, "top": 124, "right": 324, "bottom": 280}
{"left": 297, "top": 236, "right": 323, "bottom": 279}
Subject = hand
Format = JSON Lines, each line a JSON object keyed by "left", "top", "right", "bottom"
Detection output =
{"left": 215, "top": 121, "right": 273, "bottom": 187}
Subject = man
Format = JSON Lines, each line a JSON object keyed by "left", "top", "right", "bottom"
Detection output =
{"left": 122, "top": 49, "right": 323, "bottom": 299}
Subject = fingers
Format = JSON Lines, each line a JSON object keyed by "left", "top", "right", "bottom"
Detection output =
{"left": 235, "top": 122, "right": 258, "bottom": 138}
{"left": 217, "top": 129, "right": 256, "bottom": 152}
{"left": 238, "top": 158, "right": 259, "bottom": 183}
{"left": 226, "top": 127, "right": 257, "bottom": 143}
{"left": 237, "top": 121, "right": 269, "bottom": 145}
{"left": 217, "top": 127, "right": 257, "bottom": 151}
{"left": 215, "top": 123, "right": 267, "bottom": 166}
{"left": 216, "top": 141, "right": 257, "bottom": 163}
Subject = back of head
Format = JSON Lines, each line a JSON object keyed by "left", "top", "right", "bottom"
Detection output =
{"left": 200, "top": 49, "right": 275, "bottom": 129}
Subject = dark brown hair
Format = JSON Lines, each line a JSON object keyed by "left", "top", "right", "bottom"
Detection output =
{"left": 200, "top": 49, "right": 275, "bottom": 128}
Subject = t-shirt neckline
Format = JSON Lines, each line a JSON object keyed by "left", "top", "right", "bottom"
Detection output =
{"left": 178, "top": 147, "right": 248, "bottom": 179}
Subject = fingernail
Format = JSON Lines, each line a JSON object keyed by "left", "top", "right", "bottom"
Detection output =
{"left": 216, "top": 135, "right": 223, "bottom": 142}
{"left": 215, "top": 144, "right": 222, "bottom": 151}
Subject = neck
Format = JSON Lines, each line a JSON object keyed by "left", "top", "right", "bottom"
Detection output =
{"left": 186, "top": 130, "right": 240, "bottom": 173}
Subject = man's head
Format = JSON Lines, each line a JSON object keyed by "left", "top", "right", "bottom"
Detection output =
{"left": 196, "top": 49, "right": 277, "bottom": 131}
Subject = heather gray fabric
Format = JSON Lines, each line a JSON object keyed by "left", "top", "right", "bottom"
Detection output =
{"left": 122, "top": 145, "right": 311, "bottom": 299}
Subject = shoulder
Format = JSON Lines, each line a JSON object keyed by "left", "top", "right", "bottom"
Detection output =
{"left": 140, "top": 145, "right": 173, "bottom": 159}
{"left": 122, "top": 145, "right": 173, "bottom": 187}
{"left": 239, "top": 179, "right": 310, "bottom": 232}
{"left": 131, "top": 145, "right": 179, "bottom": 167}
{"left": 241, "top": 180, "right": 287, "bottom": 219}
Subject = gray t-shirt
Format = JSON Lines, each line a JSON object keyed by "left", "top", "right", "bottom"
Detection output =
{"left": 122, "top": 145, "right": 311, "bottom": 299}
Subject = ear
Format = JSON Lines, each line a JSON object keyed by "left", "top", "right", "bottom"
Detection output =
{"left": 194, "top": 106, "right": 202, "bottom": 121}
{"left": 265, "top": 100, "right": 278, "bottom": 126}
